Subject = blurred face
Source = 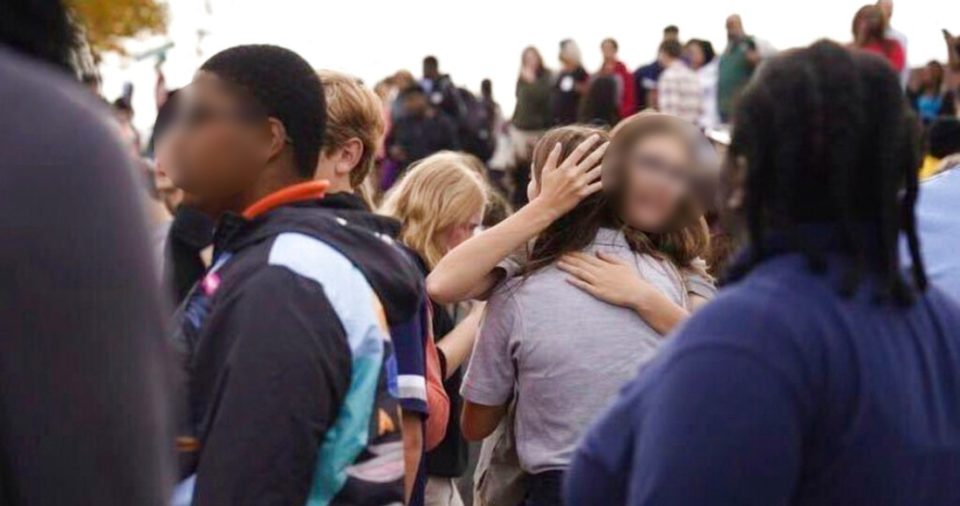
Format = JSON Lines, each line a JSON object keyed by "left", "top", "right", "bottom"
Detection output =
{"left": 440, "top": 209, "right": 483, "bottom": 254}
{"left": 403, "top": 92, "right": 429, "bottom": 116}
{"left": 153, "top": 134, "right": 184, "bottom": 212}
{"left": 686, "top": 43, "right": 705, "bottom": 69}
{"left": 726, "top": 16, "right": 744, "bottom": 40}
{"left": 601, "top": 41, "right": 617, "bottom": 61}
{"left": 878, "top": 0, "right": 893, "bottom": 20}
{"left": 620, "top": 133, "right": 692, "bottom": 231}
{"left": 168, "top": 71, "right": 272, "bottom": 205}
{"left": 523, "top": 49, "right": 540, "bottom": 69}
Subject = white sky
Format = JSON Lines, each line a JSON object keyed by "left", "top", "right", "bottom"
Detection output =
{"left": 101, "top": 0, "right": 960, "bottom": 134}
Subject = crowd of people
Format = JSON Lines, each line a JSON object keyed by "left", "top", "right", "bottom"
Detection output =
{"left": 3, "top": 0, "right": 960, "bottom": 505}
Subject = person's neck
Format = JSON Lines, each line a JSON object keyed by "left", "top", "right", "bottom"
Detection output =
{"left": 203, "top": 166, "right": 303, "bottom": 219}
{"left": 325, "top": 179, "right": 353, "bottom": 195}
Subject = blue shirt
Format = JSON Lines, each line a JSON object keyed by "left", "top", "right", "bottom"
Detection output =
{"left": 566, "top": 251, "right": 960, "bottom": 506}
{"left": 911, "top": 167, "right": 960, "bottom": 304}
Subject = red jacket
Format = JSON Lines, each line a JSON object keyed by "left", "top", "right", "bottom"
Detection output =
{"left": 608, "top": 60, "right": 636, "bottom": 118}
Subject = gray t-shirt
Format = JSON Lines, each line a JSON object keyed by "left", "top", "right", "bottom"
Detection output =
{"left": 462, "top": 228, "right": 686, "bottom": 473}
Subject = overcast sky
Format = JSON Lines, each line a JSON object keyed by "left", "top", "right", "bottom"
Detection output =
{"left": 101, "top": 0, "right": 960, "bottom": 134}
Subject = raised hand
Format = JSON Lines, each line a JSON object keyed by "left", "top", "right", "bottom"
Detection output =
{"left": 534, "top": 134, "right": 609, "bottom": 219}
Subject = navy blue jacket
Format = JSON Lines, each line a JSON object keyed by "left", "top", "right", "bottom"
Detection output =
{"left": 567, "top": 250, "right": 960, "bottom": 505}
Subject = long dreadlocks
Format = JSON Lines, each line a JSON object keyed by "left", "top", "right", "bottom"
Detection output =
{"left": 727, "top": 40, "right": 926, "bottom": 305}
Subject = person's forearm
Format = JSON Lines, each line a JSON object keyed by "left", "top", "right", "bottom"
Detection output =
{"left": 401, "top": 413, "right": 423, "bottom": 502}
{"left": 436, "top": 310, "right": 483, "bottom": 378}
{"left": 632, "top": 290, "right": 690, "bottom": 336}
{"left": 427, "top": 199, "right": 559, "bottom": 304}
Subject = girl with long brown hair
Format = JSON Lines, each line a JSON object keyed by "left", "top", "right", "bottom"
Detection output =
{"left": 453, "top": 115, "right": 716, "bottom": 506}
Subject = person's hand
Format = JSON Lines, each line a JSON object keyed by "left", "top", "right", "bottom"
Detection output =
{"left": 558, "top": 251, "right": 656, "bottom": 311}
{"left": 520, "top": 66, "right": 537, "bottom": 83}
{"left": 532, "top": 134, "right": 609, "bottom": 220}
{"left": 465, "top": 300, "right": 486, "bottom": 321}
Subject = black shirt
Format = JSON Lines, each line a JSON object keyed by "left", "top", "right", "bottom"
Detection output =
{"left": 416, "top": 257, "right": 469, "bottom": 478}
{"left": 552, "top": 65, "right": 589, "bottom": 126}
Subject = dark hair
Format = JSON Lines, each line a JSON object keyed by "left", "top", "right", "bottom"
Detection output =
{"left": 200, "top": 44, "right": 326, "bottom": 178}
{"left": 482, "top": 189, "right": 513, "bottom": 228}
{"left": 686, "top": 39, "right": 716, "bottom": 65}
{"left": 852, "top": 5, "right": 887, "bottom": 46}
{"left": 659, "top": 39, "right": 684, "bottom": 59}
{"left": 922, "top": 60, "right": 945, "bottom": 94}
{"left": 929, "top": 117, "right": 960, "bottom": 159}
{"left": 578, "top": 75, "right": 620, "bottom": 127}
{"left": 0, "top": 0, "right": 78, "bottom": 72}
{"left": 481, "top": 78, "right": 493, "bottom": 98}
{"left": 423, "top": 55, "right": 438, "bottom": 70}
{"left": 523, "top": 126, "right": 613, "bottom": 274}
{"left": 601, "top": 38, "right": 619, "bottom": 51}
{"left": 728, "top": 40, "right": 925, "bottom": 304}
{"left": 664, "top": 25, "right": 680, "bottom": 36}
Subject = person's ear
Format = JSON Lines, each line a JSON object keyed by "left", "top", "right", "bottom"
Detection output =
{"left": 335, "top": 138, "right": 364, "bottom": 177}
{"left": 264, "top": 117, "right": 288, "bottom": 163}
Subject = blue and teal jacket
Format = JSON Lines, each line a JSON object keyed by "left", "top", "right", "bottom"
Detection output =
{"left": 171, "top": 189, "right": 424, "bottom": 505}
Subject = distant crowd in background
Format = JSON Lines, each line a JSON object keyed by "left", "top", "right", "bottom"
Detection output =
{"left": 4, "top": 0, "right": 960, "bottom": 505}
{"left": 96, "top": 1, "right": 960, "bottom": 215}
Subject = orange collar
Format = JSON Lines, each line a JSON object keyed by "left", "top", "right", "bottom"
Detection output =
{"left": 242, "top": 180, "right": 330, "bottom": 220}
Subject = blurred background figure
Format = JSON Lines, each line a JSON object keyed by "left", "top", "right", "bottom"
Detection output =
{"left": 717, "top": 14, "right": 760, "bottom": 123}
{"left": 877, "top": 0, "right": 910, "bottom": 85}
{"left": 919, "top": 117, "right": 960, "bottom": 179}
{"left": 552, "top": 39, "right": 589, "bottom": 126}
{"left": 509, "top": 46, "right": 553, "bottom": 207}
{"left": 851, "top": 4, "right": 905, "bottom": 73}
{"left": 632, "top": 25, "right": 680, "bottom": 113}
{"left": 578, "top": 74, "right": 620, "bottom": 127}
{"left": 656, "top": 39, "right": 702, "bottom": 124}
{"left": 387, "top": 85, "right": 460, "bottom": 178}
{"left": 911, "top": 119, "right": 960, "bottom": 302}
{"left": 599, "top": 38, "right": 636, "bottom": 118}
{"left": 0, "top": 1, "right": 174, "bottom": 504}
{"left": 422, "top": 55, "right": 466, "bottom": 121}
{"left": 685, "top": 38, "right": 721, "bottom": 130}
{"left": 908, "top": 60, "right": 957, "bottom": 125}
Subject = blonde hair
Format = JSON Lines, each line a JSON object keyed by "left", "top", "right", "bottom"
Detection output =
{"left": 380, "top": 152, "right": 487, "bottom": 268}
{"left": 317, "top": 70, "right": 385, "bottom": 193}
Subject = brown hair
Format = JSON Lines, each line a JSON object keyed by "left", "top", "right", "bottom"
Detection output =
{"left": 523, "top": 126, "right": 613, "bottom": 274}
{"left": 603, "top": 112, "right": 712, "bottom": 271}
{"left": 317, "top": 70, "right": 385, "bottom": 197}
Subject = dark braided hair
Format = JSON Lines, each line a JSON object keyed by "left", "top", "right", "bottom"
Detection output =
{"left": 727, "top": 40, "right": 925, "bottom": 305}
{"left": 200, "top": 44, "right": 325, "bottom": 178}
{"left": 0, "top": 0, "right": 78, "bottom": 72}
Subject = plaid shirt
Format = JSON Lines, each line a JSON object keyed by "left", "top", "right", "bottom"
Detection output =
{"left": 657, "top": 61, "right": 702, "bottom": 124}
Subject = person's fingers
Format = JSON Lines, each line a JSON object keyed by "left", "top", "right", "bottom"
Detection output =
{"left": 582, "top": 180, "right": 603, "bottom": 196}
{"left": 557, "top": 259, "right": 598, "bottom": 284}
{"left": 596, "top": 251, "right": 629, "bottom": 266}
{"left": 542, "top": 143, "right": 562, "bottom": 175}
{"left": 568, "top": 252, "right": 607, "bottom": 268}
{"left": 575, "top": 141, "right": 610, "bottom": 176}
{"left": 580, "top": 163, "right": 602, "bottom": 185}
{"left": 560, "top": 134, "right": 601, "bottom": 170}
{"left": 565, "top": 276, "right": 601, "bottom": 298}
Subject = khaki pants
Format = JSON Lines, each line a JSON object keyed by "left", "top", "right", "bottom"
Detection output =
{"left": 425, "top": 476, "right": 465, "bottom": 506}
